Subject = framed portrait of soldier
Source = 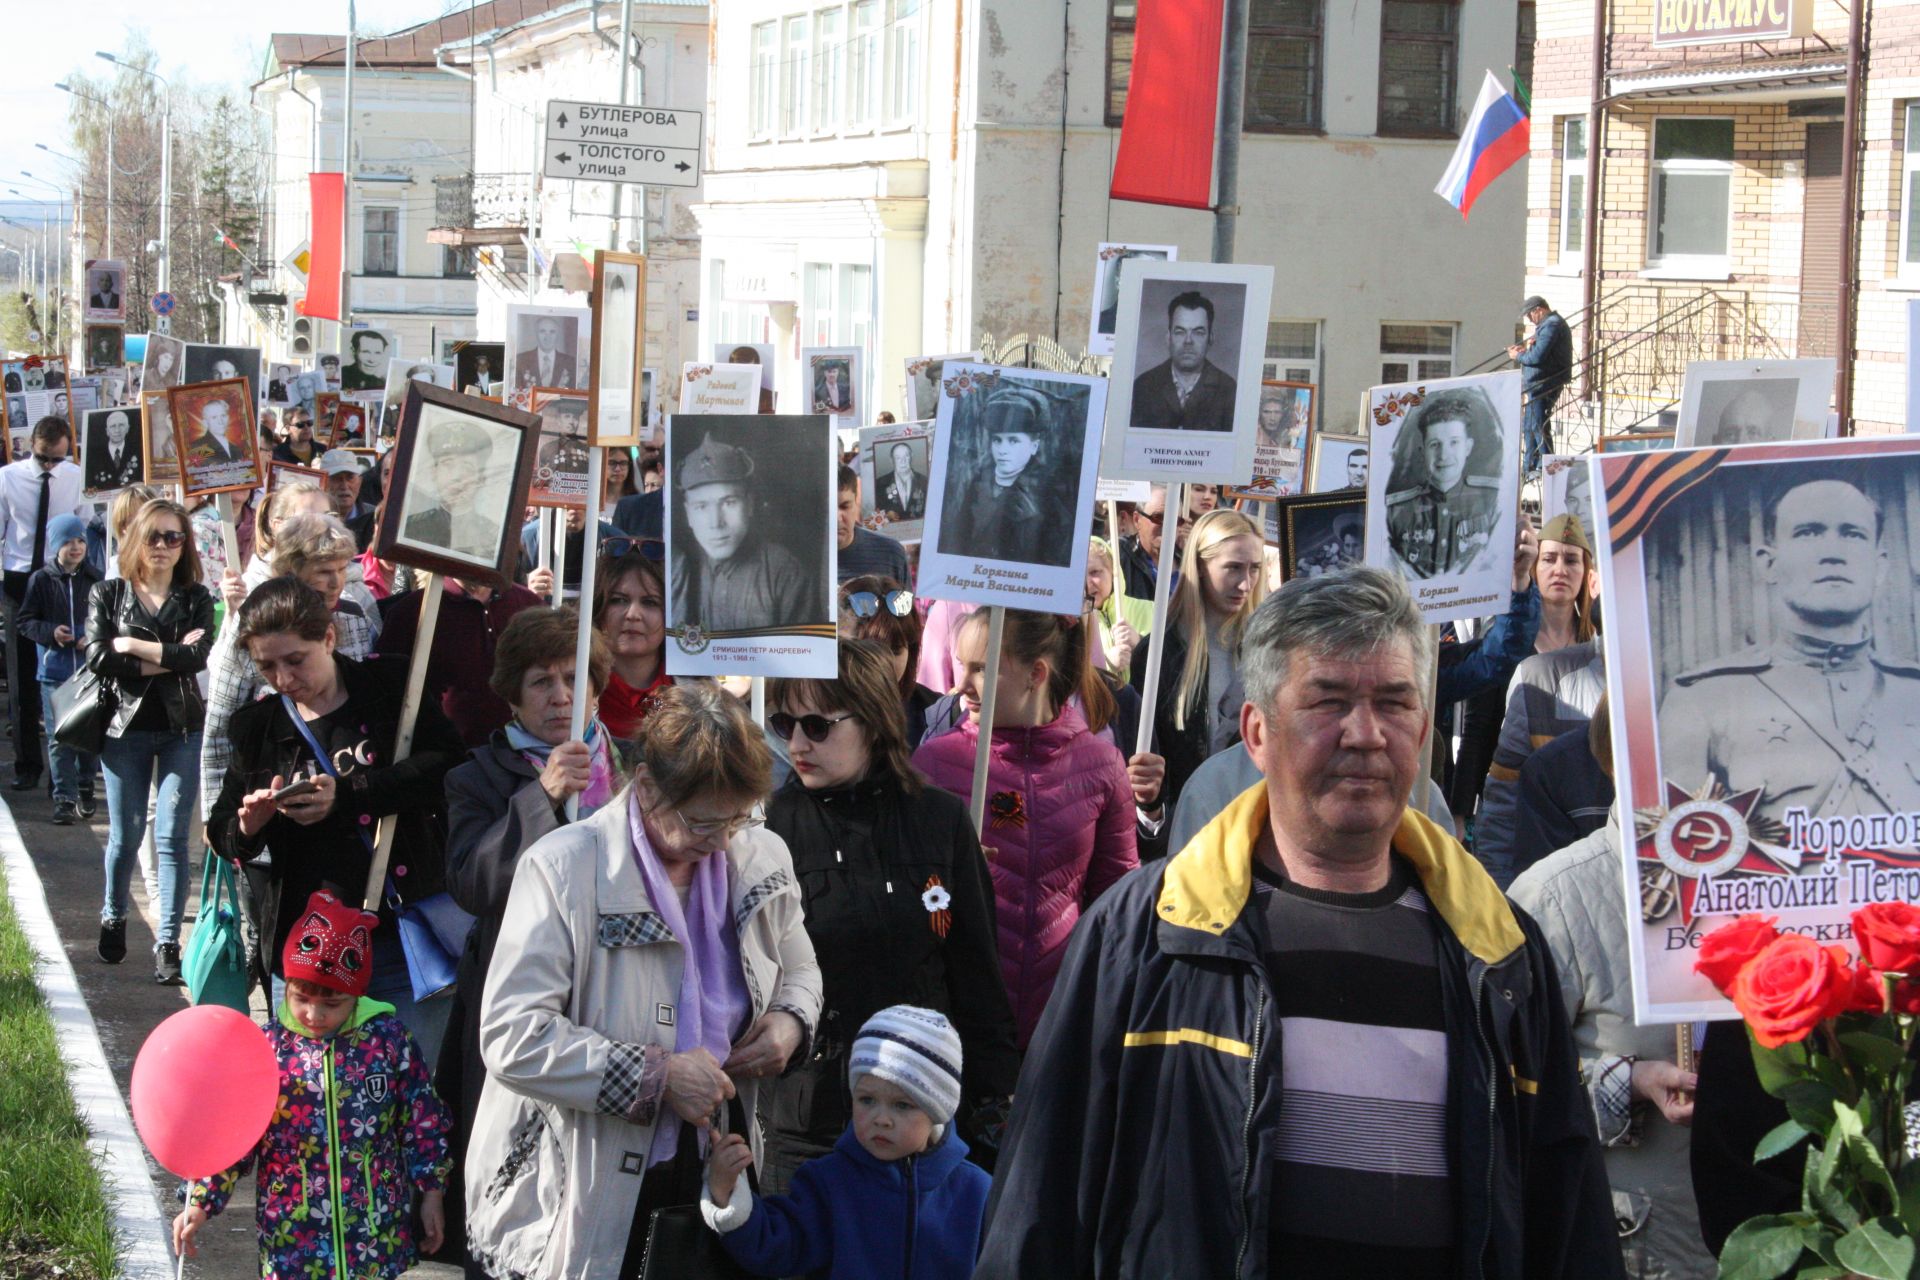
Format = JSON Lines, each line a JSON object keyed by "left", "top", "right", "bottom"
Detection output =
{"left": 142, "top": 335, "right": 186, "bottom": 392}
{"left": 803, "top": 347, "right": 862, "bottom": 422}
{"left": 664, "top": 413, "right": 837, "bottom": 678}
{"left": 1675, "top": 358, "right": 1835, "bottom": 448}
{"left": 1228, "top": 381, "right": 1314, "bottom": 500}
{"left": 332, "top": 400, "right": 370, "bottom": 449}
{"left": 527, "top": 388, "right": 592, "bottom": 509}
{"left": 455, "top": 341, "right": 505, "bottom": 399}
{"left": 1101, "top": 260, "right": 1274, "bottom": 484}
{"left": 506, "top": 306, "right": 590, "bottom": 409}
{"left": 81, "top": 406, "right": 144, "bottom": 494}
{"left": 919, "top": 362, "right": 1108, "bottom": 613}
{"left": 1541, "top": 455, "right": 1594, "bottom": 540}
{"left": 682, "top": 362, "right": 763, "bottom": 414}
{"left": 338, "top": 329, "right": 402, "bottom": 395}
{"left": 85, "top": 325, "right": 125, "bottom": 374}
{"left": 589, "top": 251, "right": 646, "bottom": 448}
{"left": 262, "top": 361, "right": 295, "bottom": 407}
{"left": 166, "top": 378, "right": 260, "bottom": 498}
{"left": 1362, "top": 370, "right": 1522, "bottom": 626}
{"left": 267, "top": 461, "right": 325, "bottom": 495}
{"left": 1273, "top": 492, "right": 1365, "bottom": 584}
{"left": 141, "top": 390, "right": 179, "bottom": 484}
{"left": 182, "top": 344, "right": 264, "bottom": 408}
{"left": 82, "top": 259, "right": 126, "bottom": 324}
{"left": 318, "top": 352, "right": 344, "bottom": 393}
{"left": 376, "top": 381, "right": 540, "bottom": 584}
{"left": 1087, "top": 242, "right": 1178, "bottom": 358}
{"left": 381, "top": 362, "right": 457, "bottom": 438}
{"left": 858, "top": 420, "right": 933, "bottom": 542}
{"left": 903, "top": 352, "right": 981, "bottom": 424}
{"left": 314, "top": 392, "right": 342, "bottom": 448}
{"left": 1306, "top": 431, "right": 1370, "bottom": 494}
{"left": 1592, "top": 437, "right": 1920, "bottom": 1023}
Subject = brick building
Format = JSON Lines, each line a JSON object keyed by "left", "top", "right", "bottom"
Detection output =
{"left": 1522, "top": 0, "right": 1914, "bottom": 440}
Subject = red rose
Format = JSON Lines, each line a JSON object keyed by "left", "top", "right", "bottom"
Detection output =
{"left": 1730, "top": 934, "right": 1853, "bottom": 1049}
{"left": 1852, "top": 902, "right": 1920, "bottom": 976}
{"left": 1845, "top": 963, "right": 1889, "bottom": 1015}
{"left": 1695, "top": 915, "right": 1781, "bottom": 997}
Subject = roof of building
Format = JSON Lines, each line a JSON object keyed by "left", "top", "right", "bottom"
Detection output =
{"left": 267, "top": 0, "right": 574, "bottom": 72}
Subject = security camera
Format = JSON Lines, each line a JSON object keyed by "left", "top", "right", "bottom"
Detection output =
{"left": 146, "top": 239, "right": 165, "bottom": 256}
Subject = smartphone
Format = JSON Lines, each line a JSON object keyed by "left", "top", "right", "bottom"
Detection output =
{"left": 272, "top": 778, "right": 320, "bottom": 803}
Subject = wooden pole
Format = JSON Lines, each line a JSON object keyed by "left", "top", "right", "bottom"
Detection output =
{"left": 565, "top": 449, "right": 606, "bottom": 821}
{"left": 362, "top": 573, "right": 443, "bottom": 908}
{"left": 539, "top": 508, "right": 558, "bottom": 607}
{"left": 1416, "top": 621, "right": 1442, "bottom": 816}
{"left": 968, "top": 605, "right": 1007, "bottom": 835}
{"left": 1133, "top": 482, "right": 1184, "bottom": 757}
{"left": 551, "top": 509, "right": 569, "bottom": 609}
{"left": 214, "top": 492, "right": 242, "bottom": 592}
{"left": 1104, "top": 498, "right": 1120, "bottom": 548}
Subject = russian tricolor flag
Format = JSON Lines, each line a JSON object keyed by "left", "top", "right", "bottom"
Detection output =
{"left": 1434, "top": 71, "right": 1530, "bottom": 220}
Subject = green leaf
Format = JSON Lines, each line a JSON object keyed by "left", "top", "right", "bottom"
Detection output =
{"left": 1896, "top": 1162, "right": 1920, "bottom": 1233}
{"left": 1756, "top": 1036, "right": 1814, "bottom": 1097}
{"left": 1833, "top": 1218, "right": 1917, "bottom": 1280}
{"left": 1840, "top": 1031, "right": 1912, "bottom": 1075}
{"left": 1717, "top": 1215, "right": 1813, "bottom": 1280}
{"left": 1784, "top": 1082, "right": 1843, "bottom": 1138}
{"left": 1791, "top": 1267, "right": 1845, "bottom": 1279}
{"left": 1814, "top": 1120, "right": 1848, "bottom": 1193}
{"left": 1757, "top": 1119, "right": 1813, "bottom": 1163}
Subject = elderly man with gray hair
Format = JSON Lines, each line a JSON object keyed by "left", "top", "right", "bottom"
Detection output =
{"left": 976, "top": 566, "right": 1620, "bottom": 1280}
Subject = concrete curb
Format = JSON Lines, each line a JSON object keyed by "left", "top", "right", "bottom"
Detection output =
{"left": 0, "top": 798, "right": 176, "bottom": 1279}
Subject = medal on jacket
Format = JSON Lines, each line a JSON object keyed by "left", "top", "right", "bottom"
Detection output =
{"left": 988, "top": 790, "right": 1026, "bottom": 829}
{"left": 921, "top": 876, "right": 952, "bottom": 939}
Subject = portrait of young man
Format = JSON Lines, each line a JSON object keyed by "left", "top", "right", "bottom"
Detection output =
{"left": 1127, "top": 288, "right": 1240, "bottom": 433}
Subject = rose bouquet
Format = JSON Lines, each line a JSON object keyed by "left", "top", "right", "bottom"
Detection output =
{"left": 1698, "top": 905, "right": 1920, "bottom": 1280}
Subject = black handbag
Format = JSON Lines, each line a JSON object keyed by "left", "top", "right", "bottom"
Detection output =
{"left": 632, "top": 1102, "right": 756, "bottom": 1280}
{"left": 49, "top": 663, "right": 111, "bottom": 755}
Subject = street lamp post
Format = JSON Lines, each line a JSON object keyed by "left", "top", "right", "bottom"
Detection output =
{"left": 53, "top": 85, "right": 114, "bottom": 257}
{"left": 96, "top": 53, "right": 170, "bottom": 313}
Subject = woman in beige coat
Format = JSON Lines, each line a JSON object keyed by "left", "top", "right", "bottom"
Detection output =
{"left": 464, "top": 683, "right": 823, "bottom": 1280}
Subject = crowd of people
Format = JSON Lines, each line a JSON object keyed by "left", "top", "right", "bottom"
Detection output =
{"left": 0, "top": 402, "right": 1744, "bottom": 1280}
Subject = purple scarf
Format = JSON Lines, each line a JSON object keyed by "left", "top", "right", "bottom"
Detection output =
{"left": 626, "top": 792, "right": 748, "bottom": 1165}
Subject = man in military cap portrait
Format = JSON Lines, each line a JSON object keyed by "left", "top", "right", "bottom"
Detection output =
{"left": 670, "top": 432, "right": 815, "bottom": 634}
{"left": 939, "top": 379, "right": 1072, "bottom": 567}
{"left": 1385, "top": 389, "right": 1504, "bottom": 579}
{"left": 1657, "top": 470, "right": 1920, "bottom": 827}
{"left": 403, "top": 417, "right": 502, "bottom": 564}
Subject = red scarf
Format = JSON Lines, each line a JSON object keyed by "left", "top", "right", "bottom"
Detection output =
{"left": 600, "top": 668, "right": 671, "bottom": 739}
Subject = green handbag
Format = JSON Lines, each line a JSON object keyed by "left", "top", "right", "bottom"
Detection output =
{"left": 183, "top": 854, "right": 252, "bottom": 1013}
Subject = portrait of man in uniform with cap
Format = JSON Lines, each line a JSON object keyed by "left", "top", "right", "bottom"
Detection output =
{"left": 670, "top": 432, "right": 817, "bottom": 634}
{"left": 402, "top": 415, "right": 506, "bottom": 565}
{"left": 1385, "top": 388, "right": 1505, "bottom": 579}
{"left": 1656, "top": 469, "right": 1920, "bottom": 829}
{"left": 1127, "top": 289, "right": 1238, "bottom": 433}
{"left": 939, "top": 379, "right": 1074, "bottom": 567}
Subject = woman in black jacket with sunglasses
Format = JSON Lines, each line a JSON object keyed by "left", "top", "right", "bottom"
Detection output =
{"left": 760, "top": 639, "right": 1018, "bottom": 1194}
{"left": 837, "top": 575, "right": 940, "bottom": 746}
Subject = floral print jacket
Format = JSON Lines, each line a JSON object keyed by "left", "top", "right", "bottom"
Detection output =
{"left": 189, "top": 999, "right": 453, "bottom": 1280}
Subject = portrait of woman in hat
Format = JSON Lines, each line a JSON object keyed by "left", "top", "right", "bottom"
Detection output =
{"left": 938, "top": 378, "right": 1075, "bottom": 568}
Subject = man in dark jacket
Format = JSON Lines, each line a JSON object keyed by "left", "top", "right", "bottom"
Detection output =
{"left": 977, "top": 566, "right": 1620, "bottom": 1280}
{"left": 1509, "top": 295, "right": 1572, "bottom": 474}
{"left": 374, "top": 577, "right": 542, "bottom": 746}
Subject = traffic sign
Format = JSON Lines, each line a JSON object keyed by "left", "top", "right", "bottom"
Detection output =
{"left": 150, "top": 291, "right": 175, "bottom": 316}
{"left": 541, "top": 100, "right": 703, "bottom": 189}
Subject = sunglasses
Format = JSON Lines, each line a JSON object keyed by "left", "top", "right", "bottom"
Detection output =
{"left": 602, "top": 535, "right": 665, "bottom": 563}
{"left": 843, "top": 589, "right": 914, "bottom": 619}
{"left": 768, "top": 711, "right": 855, "bottom": 744}
{"left": 146, "top": 530, "right": 187, "bottom": 549}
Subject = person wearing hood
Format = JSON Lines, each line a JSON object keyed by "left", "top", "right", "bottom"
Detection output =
{"left": 17, "top": 512, "right": 102, "bottom": 823}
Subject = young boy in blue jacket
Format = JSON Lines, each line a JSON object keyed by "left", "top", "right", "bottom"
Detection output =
{"left": 703, "top": 1005, "right": 990, "bottom": 1280}
{"left": 18, "top": 513, "right": 100, "bottom": 824}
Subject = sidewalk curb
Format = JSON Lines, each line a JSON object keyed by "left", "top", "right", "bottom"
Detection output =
{"left": 0, "top": 798, "right": 176, "bottom": 1279}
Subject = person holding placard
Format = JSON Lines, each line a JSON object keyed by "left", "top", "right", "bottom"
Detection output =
{"left": 376, "top": 575, "right": 544, "bottom": 748}
{"left": 592, "top": 540, "right": 672, "bottom": 749}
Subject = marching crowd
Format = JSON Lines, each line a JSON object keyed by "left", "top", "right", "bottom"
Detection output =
{"left": 0, "top": 401, "right": 1766, "bottom": 1280}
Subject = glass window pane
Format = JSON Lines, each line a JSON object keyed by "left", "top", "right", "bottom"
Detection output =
{"left": 1564, "top": 173, "right": 1585, "bottom": 254}
{"left": 1250, "top": 0, "right": 1318, "bottom": 25}
{"left": 1379, "top": 40, "right": 1453, "bottom": 132}
{"left": 1265, "top": 320, "right": 1318, "bottom": 359}
{"left": 1417, "top": 358, "right": 1453, "bottom": 379}
{"left": 1654, "top": 172, "right": 1730, "bottom": 257}
{"left": 1909, "top": 102, "right": 1920, "bottom": 155}
{"left": 1383, "top": 0, "right": 1457, "bottom": 36}
{"left": 1653, "top": 118, "right": 1733, "bottom": 162}
{"left": 1380, "top": 323, "right": 1452, "bottom": 354}
{"left": 1382, "top": 361, "right": 1411, "bottom": 383}
{"left": 1564, "top": 117, "right": 1585, "bottom": 161}
{"left": 1109, "top": 30, "right": 1134, "bottom": 120}
{"left": 1905, "top": 168, "right": 1920, "bottom": 263}
{"left": 1246, "top": 33, "right": 1317, "bottom": 128}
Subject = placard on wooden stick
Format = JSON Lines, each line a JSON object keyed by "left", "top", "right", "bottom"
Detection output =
{"left": 590, "top": 251, "right": 647, "bottom": 448}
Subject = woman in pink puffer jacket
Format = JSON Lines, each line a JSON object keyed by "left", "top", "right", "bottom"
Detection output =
{"left": 913, "top": 609, "right": 1138, "bottom": 1047}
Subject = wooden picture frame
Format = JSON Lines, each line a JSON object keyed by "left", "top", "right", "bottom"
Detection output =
{"left": 1272, "top": 491, "right": 1366, "bottom": 583}
{"left": 141, "top": 388, "right": 180, "bottom": 484}
{"left": 589, "top": 250, "right": 647, "bottom": 447}
{"left": 333, "top": 400, "right": 369, "bottom": 448}
{"left": 165, "top": 378, "right": 260, "bottom": 498}
{"left": 268, "top": 461, "right": 325, "bottom": 494}
{"left": 374, "top": 381, "right": 541, "bottom": 585}
{"left": 527, "top": 386, "right": 591, "bottom": 509}
{"left": 454, "top": 340, "right": 505, "bottom": 399}
{"left": 1596, "top": 431, "right": 1676, "bottom": 453}
{"left": 314, "top": 391, "right": 342, "bottom": 447}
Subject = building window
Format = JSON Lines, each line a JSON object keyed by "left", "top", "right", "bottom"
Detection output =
{"left": 441, "top": 245, "right": 476, "bottom": 279}
{"left": 1245, "top": 1, "right": 1323, "bottom": 132}
{"left": 1106, "top": 0, "right": 1136, "bottom": 127}
{"left": 362, "top": 206, "right": 398, "bottom": 276}
{"left": 1379, "top": 322, "right": 1456, "bottom": 384}
{"left": 813, "top": 6, "right": 844, "bottom": 133}
{"left": 884, "top": 0, "right": 920, "bottom": 127}
{"left": 1379, "top": 0, "right": 1460, "bottom": 137}
{"left": 840, "top": 262, "right": 872, "bottom": 351}
{"left": 850, "top": 0, "right": 880, "bottom": 129}
{"left": 1649, "top": 117, "right": 1733, "bottom": 273}
{"left": 1901, "top": 103, "right": 1920, "bottom": 273}
{"left": 1560, "top": 117, "right": 1587, "bottom": 263}
{"left": 1264, "top": 320, "right": 1322, "bottom": 425}
{"left": 750, "top": 21, "right": 777, "bottom": 139}
{"left": 1515, "top": 2, "right": 1536, "bottom": 95}
{"left": 780, "top": 14, "right": 811, "bottom": 137}
{"left": 803, "top": 262, "right": 836, "bottom": 347}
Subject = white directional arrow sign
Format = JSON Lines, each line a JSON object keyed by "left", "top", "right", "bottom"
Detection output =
{"left": 542, "top": 100, "right": 704, "bottom": 189}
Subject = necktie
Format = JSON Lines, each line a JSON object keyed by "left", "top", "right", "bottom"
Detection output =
{"left": 30, "top": 470, "right": 50, "bottom": 571}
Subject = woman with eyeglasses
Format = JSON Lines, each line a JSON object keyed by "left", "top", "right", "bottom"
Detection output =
{"left": 592, "top": 540, "right": 672, "bottom": 747}
{"left": 465, "top": 682, "right": 821, "bottom": 1280}
{"left": 86, "top": 498, "right": 217, "bottom": 983}
{"left": 836, "top": 575, "right": 941, "bottom": 746}
{"left": 603, "top": 446, "right": 638, "bottom": 507}
{"left": 758, "top": 639, "right": 1017, "bottom": 1191}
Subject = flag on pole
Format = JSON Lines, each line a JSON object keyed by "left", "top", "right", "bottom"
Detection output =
{"left": 1434, "top": 71, "right": 1530, "bottom": 220}
{"left": 1109, "top": 0, "right": 1227, "bottom": 210}
{"left": 302, "top": 174, "right": 346, "bottom": 320}
{"left": 214, "top": 224, "right": 243, "bottom": 253}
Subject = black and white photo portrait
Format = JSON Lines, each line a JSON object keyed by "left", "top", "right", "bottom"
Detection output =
{"left": 82, "top": 406, "right": 144, "bottom": 493}
{"left": 1126, "top": 283, "right": 1242, "bottom": 433}
{"left": 1675, "top": 358, "right": 1835, "bottom": 448}
{"left": 1087, "top": 242, "right": 1177, "bottom": 357}
{"left": 319, "top": 352, "right": 343, "bottom": 392}
{"left": 143, "top": 334, "right": 186, "bottom": 391}
{"left": 903, "top": 352, "right": 978, "bottom": 424}
{"left": 182, "top": 343, "right": 264, "bottom": 407}
{"left": 338, "top": 329, "right": 400, "bottom": 393}
{"left": 858, "top": 421, "right": 933, "bottom": 541}
{"left": 85, "top": 325, "right": 125, "bottom": 372}
{"left": 590, "top": 252, "right": 645, "bottom": 447}
{"left": 1542, "top": 455, "right": 1594, "bottom": 540}
{"left": 391, "top": 402, "right": 527, "bottom": 573}
{"left": 508, "top": 306, "right": 591, "bottom": 408}
{"left": 83, "top": 259, "right": 126, "bottom": 324}
{"left": 266, "top": 361, "right": 298, "bottom": 406}
{"left": 1274, "top": 493, "right": 1365, "bottom": 583}
{"left": 456, "top": 341, "right": 505, "bottom": 397}
{"left": 1308, "top": 433, "right": 1370, "bottom": 494}
{"left": 528, "top": 390, "right": 591, "bottom": 507}
{"left": 804, "top": 347, "right": 861, "bottom": 421}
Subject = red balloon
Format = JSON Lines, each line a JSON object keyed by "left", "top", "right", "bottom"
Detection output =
{"left": 131, "top": 1005, "right": 279, "bottom": 1179}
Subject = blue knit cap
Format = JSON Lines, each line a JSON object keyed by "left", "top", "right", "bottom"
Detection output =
{"left": 46, "top": 514, "right": 86, "bottom": 549}
{"left": 848, "top": 1005, "right": 963, "bottom": 1125}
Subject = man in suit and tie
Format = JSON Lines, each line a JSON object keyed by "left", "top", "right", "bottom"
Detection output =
{"left": 876, "top": 441, "right": 927, "bottom": 522}
{"left": 513, "top": 317, "right": 579, "bottom": 394}
{"left": 86, "top": 409, "right": 142, "bottom": 491}
{"left": 1127, "top": 290, "right": 1238, "bottom": 433}
{"left": 88, "top": 269, "right": 121, "bottom": 314}
{"left": 341, "top": 331, "right": 391, "bottom": 391}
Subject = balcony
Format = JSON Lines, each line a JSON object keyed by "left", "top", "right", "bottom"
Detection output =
{"left": 428, "top": 173, "right": 535, "bottom": 247}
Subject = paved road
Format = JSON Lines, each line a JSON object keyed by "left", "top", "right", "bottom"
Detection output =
{"left": 7, "top": 723, "right": 462, "bottom": 1279}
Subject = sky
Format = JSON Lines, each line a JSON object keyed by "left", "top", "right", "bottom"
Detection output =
{"left": 0, "top": 0, "right": 455, "bottom": 251}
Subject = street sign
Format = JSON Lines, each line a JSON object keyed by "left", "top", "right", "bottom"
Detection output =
{"left": 541, "top": 99, "right": 703, "bottom": 189}
{"left": 149, "top": 291, "right": 175, "bottom": 316}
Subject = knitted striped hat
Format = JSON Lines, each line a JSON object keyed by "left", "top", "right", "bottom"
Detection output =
{"left": 848, "top": 1005, "right": 963, "bottom": 1125}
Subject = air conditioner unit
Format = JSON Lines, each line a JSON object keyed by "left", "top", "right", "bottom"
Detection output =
{"left": 289, "top": 313, "right": 315, "bottom": 357}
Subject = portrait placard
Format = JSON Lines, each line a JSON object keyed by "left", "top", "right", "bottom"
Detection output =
{"left": 1675, "top": 358, "right": 1836, "bottom": 448}
{"left": 381, "top": 362, "right": 457, "bottom": 437}
{"left": 141, "top": 390, "right": 179, "bottom": 484}
{"left": 642, "top": 368, "right": 662, "bottom": 443}
{"left": 1306, "top": 431, "right": 1370, "bottom": 494}
{"left": 338, "top": 329, "right": 401, "bottom": 394}
{"left": 143, "top": 334, "right": 186, "bottom": 391}
{"left": 665, "top": 414, "right": 838, "bottom": 678}
{"left": 527, "top": 388, "right": 591, "bottom": 509}
{"left": 1273, "top": 492, "right": 1366, "bottom": 584}
{"left": 454, "top": 341, "right": 505, "bottom": 399}
{"left": 1228, "top": 381, "right": 1314, "bottom": 500}
{"left": 267, "top": 461, "right": 325, "bottom": 494}
{"left": 317, "top": 351, "right": 344, "bottom": 393}
{"left": 590, "top": 251, "right": 647, "bottom": 447}
{"left": 1592, "top": 438, "right": 1920, "bottom": 1022}
{"left": 1087, "top": 242, "right": 1178, "bottom": 358}
{"left": 918, "top": 362, "right": 1108, "bottom": 613}
{"left": 802, "top": 347, "right": 862, "bottom": 423}
{"left": 903, "top": 352, "right": 981, "bottom": 423}
{"left": 1541, "top": 454, "right": 1595, "bottom": 541}
{"left": 1101, "top": 260, "right": 1274, "bottom": 484}
{"left": 712, "top": 342, "right": 775, "bottom": 400}
{"left": 182, "top": 344, "right": 264, "bottom": 408}
{"left": 314, "top": 392, "right": 343, "bottom": 448}
{"left": 3, "top": 357, "right": 71, "bottom": 442}
{"left": 1095, "top": 477, "right": 1152, "bottom": 503}
{"left": 376, "top": 382, "right": 541, "bottom": 584}
{"left": 85, "top": 324, "right": 125, "bottom": 373}
{"left": 81, "top": 406, "right": 144, "bottom": 495}
{"left": 1361, "top": 370, "right": 1522, "bottom": 626}
{"left": 166, "top": 378, "right": 261, "bottom": 498}
{"left": 82, "top": 259, "right": 127, "bottom": 324}
{"left": 857, "top": 421, "right": 934, "bottom": 542}
{"left": 265, "top": 361, "right": 298, "bottom": 406}
{"left": 681, "top": 363, "right": 762, "bottom": 415}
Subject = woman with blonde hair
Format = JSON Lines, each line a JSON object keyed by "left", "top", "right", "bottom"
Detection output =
{"left": 217, "top": 483, "right": 334, "bottom": 614}
{"left": 1129, "top": 507, "right": 1267, "bottom": 825}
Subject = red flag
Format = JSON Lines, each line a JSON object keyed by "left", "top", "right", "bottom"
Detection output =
{"left": 303, "top": 173, "right": 345, "bottom": 319}
{"left": 1109, "top": 0, "right": 1226, "bottom": 210}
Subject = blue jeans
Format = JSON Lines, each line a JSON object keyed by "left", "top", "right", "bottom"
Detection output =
{"left": 40, "top": 680, "right": 97, "bottom": 802}
{"left": 271, "top": 931, "right": 453, "bottom": 1071}
{"left": 100, "top": 729, "right": 201, "bottom": 946}
{"left": 1523, "top": 385, "right": 1561, "bottom": 473}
